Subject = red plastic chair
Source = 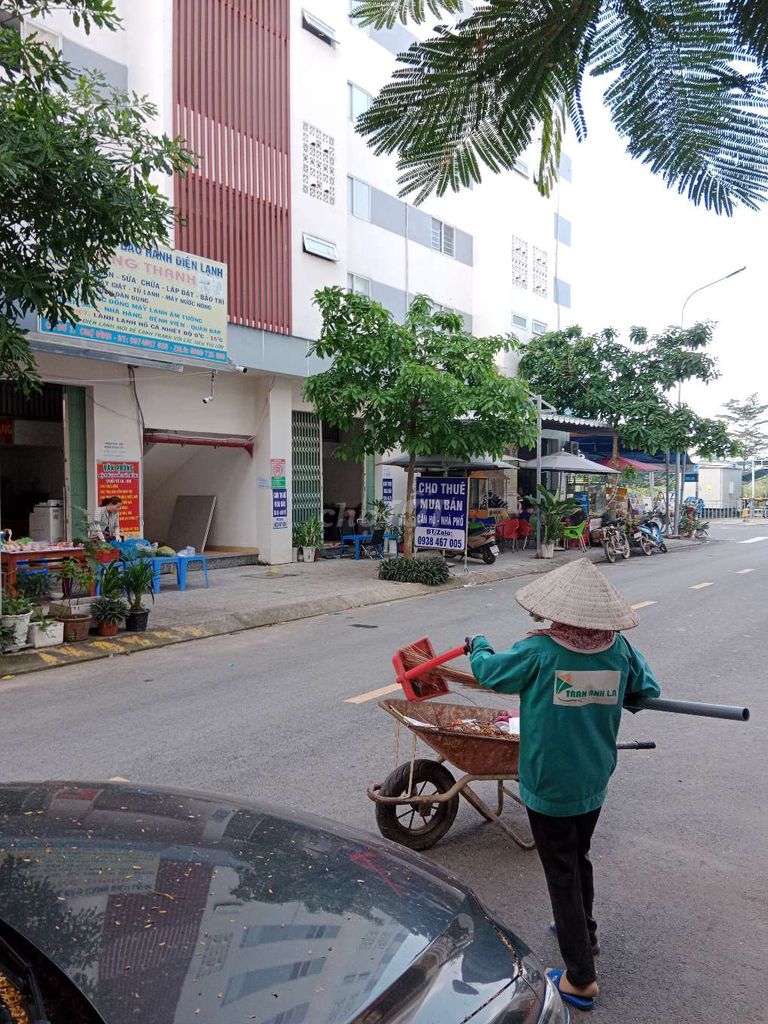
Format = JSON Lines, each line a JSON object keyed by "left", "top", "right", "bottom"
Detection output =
{"left": 496, "top": 519, "right": 519, "bottom": 553}
{"left": 517, "top": 519, "right": 533, "bottom": 549}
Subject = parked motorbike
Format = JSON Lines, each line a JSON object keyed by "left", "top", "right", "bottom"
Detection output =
{"left": 600, "top": 517, "right": 630, "bottom": 563}
{"left": 643, "top": 510, "right": 669, "bottom": 552}
{"left": 629, "top": 515, "right": 668, "bottom": 555}
{"left": 444, "top": 521, "right": 499, "bottom": 564}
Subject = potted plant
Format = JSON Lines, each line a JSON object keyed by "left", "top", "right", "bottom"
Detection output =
{"left": 122, "top": 556, "right": 154, "bottom": 632}
{"left": 527, "top": 485, "right": 581, "bottom": 559}
{"left": 86, "top": 540, "right": 119, "bottom": 564}
{"left": 0, "top": 621, "right": 17, "bottom": 654}
{"left": 51, "top": 560, "right": 96, "bottom": 642}
{"left": 16, "top": 571, "right": 53, "bottom": 614}
{"left": 91, "top": 595, "right": 129, "bottom": 636}
{"left": 292, "top": 525, "right": 303, "bottom": 562}
{"left": 1, "top": 594, "right": 33, "bottom": 649}
{"left": 301, "top": 516, "right": 322, "bottom": 564}
{"left": 27, "top": 613, "right": 64, "bottom": 649}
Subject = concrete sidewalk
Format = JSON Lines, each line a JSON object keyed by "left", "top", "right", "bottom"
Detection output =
{"left": 0, "top": 539, "right": 702, "bottom": 676}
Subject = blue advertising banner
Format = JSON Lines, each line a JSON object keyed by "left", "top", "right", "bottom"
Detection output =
{"left": 415, "top": 477, "right": 468, "bottom": 550}
{"left": 382, "top": 477, "right": 393, "bottom": 503}
{"left": 272, "top": 488, "right": 288, "bottom": 530}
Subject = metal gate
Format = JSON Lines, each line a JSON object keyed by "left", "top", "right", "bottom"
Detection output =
{"left": 292, "top": 411, "right": 321, "bottom": 527}
{"left": 63, "top": 386, "right": 88, "bottom": 539}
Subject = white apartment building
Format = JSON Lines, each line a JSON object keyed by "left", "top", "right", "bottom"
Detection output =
{"left": 3, "top": 0, "right": 575, "bottom": 563}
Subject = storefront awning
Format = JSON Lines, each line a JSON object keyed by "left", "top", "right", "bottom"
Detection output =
{"left": 521, "top": 452, "right": 619, "bottom": 475}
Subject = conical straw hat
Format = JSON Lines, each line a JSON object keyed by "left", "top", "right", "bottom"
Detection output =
{"left": 515, "top": 558, "right": 639, "bottom": 631}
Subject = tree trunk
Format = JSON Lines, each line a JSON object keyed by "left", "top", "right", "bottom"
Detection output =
{"left": 404, "top": 451, "right": 417, "bottom": 557}
{"left": 611, "top": 431, "right": 619, "bottom": 462}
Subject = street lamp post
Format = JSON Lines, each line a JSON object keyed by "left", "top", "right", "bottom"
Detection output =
{"left": 674, "top": 265, "right": 747, "bottom": 531}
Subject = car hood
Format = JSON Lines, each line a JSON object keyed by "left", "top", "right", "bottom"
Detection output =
{"left": 0, "top": 782, "right": 533, "bottom": 1024}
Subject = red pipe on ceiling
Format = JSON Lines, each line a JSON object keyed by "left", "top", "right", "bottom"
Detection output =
{"left": 144, "top": 432, "right": 253, "bottom": 457}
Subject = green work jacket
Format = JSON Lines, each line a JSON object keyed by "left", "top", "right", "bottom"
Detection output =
{"left": 470, "top": 633, "right": 661, "bottom": 817}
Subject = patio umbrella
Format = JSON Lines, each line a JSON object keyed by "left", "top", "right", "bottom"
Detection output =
{"left": 521, "top": 452, "right": 619, "bottom": 475}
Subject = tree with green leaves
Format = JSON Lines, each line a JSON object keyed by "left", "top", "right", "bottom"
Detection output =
{"left": 717, "top": 394, "right": 768, "bottom": 466}
{"left": 0, "top": 0, "right": 192, "bottom": 392}
{"left": 352, "top": 1, "right": 768, "bottom": 215}
{"left": 305, "top": 290, "right": 537, "bottom": 555}
{"left": 517, "top": 323, "right": 738, "bottom": 461}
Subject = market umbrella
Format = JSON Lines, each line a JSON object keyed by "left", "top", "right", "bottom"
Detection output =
{"left": 521, "top": 452, "right": 619, "bottom": 475}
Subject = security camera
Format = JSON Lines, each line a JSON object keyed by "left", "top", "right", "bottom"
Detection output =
{"left": 232, "top": 365, "right": 248, "bottom": 374}
{"left": 202, "top": 395, "right": 214, "bottom": 404}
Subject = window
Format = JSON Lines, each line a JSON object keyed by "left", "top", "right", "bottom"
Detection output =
{"left": 532, "top": 320, "right": 547, "bottom": 335}
{"left": 348, "top": 0, "right": 371, "bottom": 34}
{"left": 347, "top": 176, "right": 371, "bottom": 220}
{"left": 512, "top": 312, "right": 528, "bottom": 330}
{"left": 302, "top": 232, "right": 338, "bottom": 261}
{"left": 512, "top": 235, "right": 528, "bottom": 289}
{"left": 431, "top": 218, "right": 455, "bottom": 257}
{"left": 24, "top": 21, "right": 61, "bottom": 50}
{"left": 532, "top": 246, "right": 548, "bottom": 298}
{"left": 347, "top": 273, "right": 371, "bottom": 296}
{"left": 348, "top": 82, "right": 372, "bottom": 121}
{"left": 302, "top": 9, "right": 336, "bottom": 45}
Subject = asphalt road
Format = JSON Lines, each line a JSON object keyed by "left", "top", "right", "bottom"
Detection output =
{"left": 1, "top": 521, "right": 766, "bottom": 1023}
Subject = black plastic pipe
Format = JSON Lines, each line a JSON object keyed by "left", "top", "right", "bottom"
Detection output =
{"left": 624, "top": 697, "right": 749, "bottom": 722}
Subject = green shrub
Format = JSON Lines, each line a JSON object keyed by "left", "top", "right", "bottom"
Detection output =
{"left": 378, "top": 556, "right": 450, "bottom": 586}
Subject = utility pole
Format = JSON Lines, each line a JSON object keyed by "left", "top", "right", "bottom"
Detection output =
{"left": 676, "top": 265, "right": 747, "bottom": 533}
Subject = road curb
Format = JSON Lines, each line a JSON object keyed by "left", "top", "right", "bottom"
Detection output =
{"left": 0, "top": 540, "right": 702, "bottom": 678}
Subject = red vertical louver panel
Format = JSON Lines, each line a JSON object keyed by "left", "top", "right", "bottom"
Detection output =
{"left": 173, "top": 0, "right": 291, "bottom": 335}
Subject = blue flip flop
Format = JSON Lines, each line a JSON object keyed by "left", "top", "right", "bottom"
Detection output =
{"left": 547, "top": 968, "right": 595, "bottom": 1012}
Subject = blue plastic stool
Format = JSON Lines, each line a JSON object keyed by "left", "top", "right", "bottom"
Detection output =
{"left": 150, "top": 556, "right": 181, "bottom": 594}
{"left": 94, "top": 560, "right": 125, "bottom": 596}
{"left": 177, "top": 554, "right": 209, "bottom": 592}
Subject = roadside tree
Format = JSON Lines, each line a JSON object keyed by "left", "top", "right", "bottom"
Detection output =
{"left": 517, "top": 323, "right": 738, "bottom": 461}
{"left": 0, "top": 0, "right": 192, "bottom": 392}
{"left": 718, "top": 394, "right": 768, "bottom": 467}
{"left": 305, "top": 289, "right": 537, "bottom": 555}
{"left": 353, "top": 1, "right": 768, "bottom": 215}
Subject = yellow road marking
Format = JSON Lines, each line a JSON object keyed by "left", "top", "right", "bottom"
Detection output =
{"left": 57, "top": 645, "right": 88, "bottom": 658}
{"left": 689, "top": 582, "right": 714, "bottom": 590}
{"left": 631, "top": 601, "right": 657, "bottom": 610}
{"left": 736, "top": 569, "right": 755, "bottom": 575}
{"left": 35, "top": 652, "right": 61, "bottom": 666}
{"left": 345, "top": 683, "right": 400, "bottom": 705}
{"left": 108, "top": 776, "right": 128, "bottom": 782}
{"left": 90, "top": 641, "right": 123, "bottom": 653}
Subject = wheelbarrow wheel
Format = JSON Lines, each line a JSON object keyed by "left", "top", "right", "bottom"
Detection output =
{"left": 375, "top": 759, "right": 459, "bottom": 851}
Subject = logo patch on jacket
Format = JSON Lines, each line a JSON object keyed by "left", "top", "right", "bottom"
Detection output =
{"left": 553, "top": 671, "right": 620, "bottom": 706}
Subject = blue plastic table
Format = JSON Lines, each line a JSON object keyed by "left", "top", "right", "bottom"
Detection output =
{"left": 339, "top": 533, "right": 397, "bottom": 559}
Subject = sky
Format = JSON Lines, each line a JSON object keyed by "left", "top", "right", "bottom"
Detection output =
{"left": 566, "top": 76, "right": 765, "bottom": 420}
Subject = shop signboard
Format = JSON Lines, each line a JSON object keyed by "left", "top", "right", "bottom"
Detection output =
{"left": 573, "top": 491, "right": 590, "bottom": 518}
{"left": 415, "top": 477, "right": 468, "bottom": 550}
{"left": 272, "top": 488, "right": 288, "bottom": 530}
{"left": 382, "top": 477, "right": 393, "bottom": 504}
{"left": 38, "top": 245, "right": 228, "bottom": 364}
{"left": 0, "top": 417, "right": 12, "bottom": 444}
{"left": 97, "top": 461, "right": 141, "bottom": 537}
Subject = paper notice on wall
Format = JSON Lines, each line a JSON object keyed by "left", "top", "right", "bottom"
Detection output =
{"left": 97, "top": 461, "right": 141, "bottom": 537}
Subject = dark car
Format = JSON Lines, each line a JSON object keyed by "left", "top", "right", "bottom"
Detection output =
{"left": 0, "top": 781, "right": 567, "bottom": 1024}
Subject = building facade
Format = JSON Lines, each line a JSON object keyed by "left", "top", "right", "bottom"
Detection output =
{"left": 7, "top": 0, "right": 575, "bottom": 562}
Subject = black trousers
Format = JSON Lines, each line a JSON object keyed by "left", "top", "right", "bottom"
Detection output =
{"left": 526, "top": 806, "right": 601, "bottom": 988}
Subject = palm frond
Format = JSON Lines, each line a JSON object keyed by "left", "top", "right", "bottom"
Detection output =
{"left": 594, "top": 0, "right": 768, "bottom": 214}
{"left": 726, "top": 0, "right": 768, "bottom": 64}
{"left": 357, "top": 1, "right": 602, "bottom": 203}
{"left": 350, "top": 0, "right": 462, "bottom": 31}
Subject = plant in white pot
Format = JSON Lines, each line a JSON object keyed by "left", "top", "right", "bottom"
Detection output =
{"left": 291, "top": 525, "right": 303, "bottom": 562}
{"left": 527, "top": 485, "right": 581, "bottom": 559}
{"left": 301, "top": 516, "right": 323, "bottom": 563}
{"left": 28, "top": 613, "right": 64, "bottom": 649}
{"left": 1, "top": 594, "right": 33, "bottom": 650}
{"left": 51, "top": 560, "right": 96, "bottom": 642}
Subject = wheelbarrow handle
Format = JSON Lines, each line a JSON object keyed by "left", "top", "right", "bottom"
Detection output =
{"left": 617, "top": 740, "right": 656, "bottom": 750}
{"left": 401, "top": 644, "right": 467, "bottom": 681}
